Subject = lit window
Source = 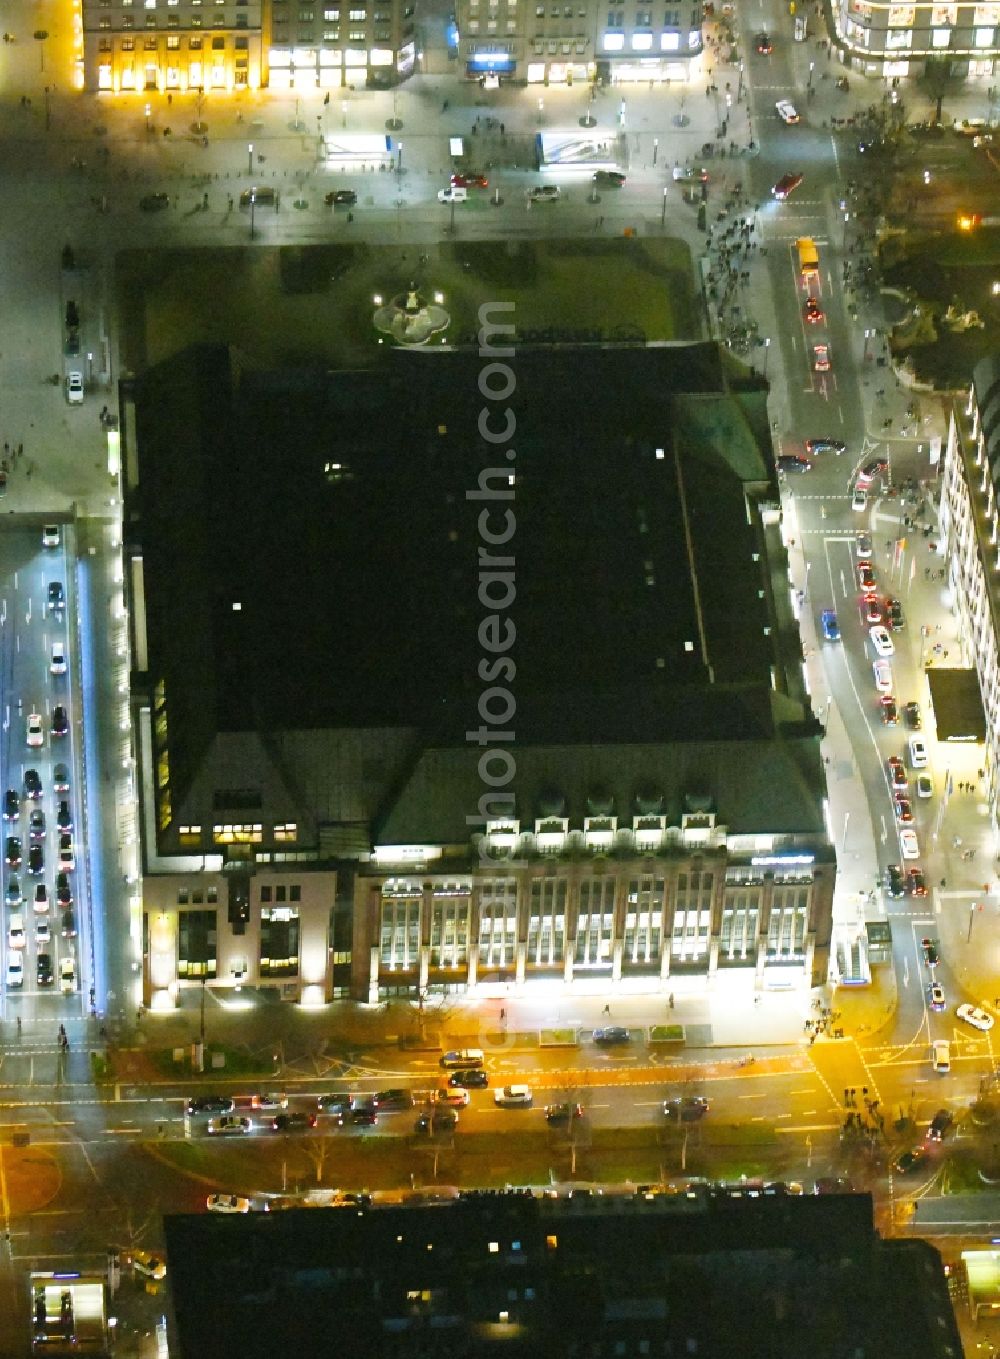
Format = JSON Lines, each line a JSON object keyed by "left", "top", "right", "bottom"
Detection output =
{"left": 489, "top": 1241, "right": 499, "bottom": 1253}
{"left": 631, "top": 30, "right": 653, "bottom": 46}
{"left": 660, "top": 28, "right": 679, "bottom": 46}
{"left": 975, "top": 24, "right": 994, "bottom": 42}
{"left": 274, "top": 823, "right": 298, "bottom": 842}
{"left": 212, "top": 823, "right": 263, "bottom": 844}
{"left": 602, "top": 30, "right": 624, "bottom": 46}
{"left": 931, "top": 26, "right": 951, "bottom": 43}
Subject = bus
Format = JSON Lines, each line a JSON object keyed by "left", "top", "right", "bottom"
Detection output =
{"left": 796, "top": 236, "right": 819, "bottom": 280}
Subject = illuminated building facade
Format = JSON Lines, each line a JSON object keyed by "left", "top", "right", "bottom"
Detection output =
{"left": 454, "top": 0, "right": 704, "bottom": 85}
{"left": 831, "top": 0, "right": 1000, "bottom": 76}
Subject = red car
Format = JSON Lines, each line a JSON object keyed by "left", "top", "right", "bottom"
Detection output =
{"left": 894, "top": 795, "right": 913, "bottom": 824}
{"left": 864, "top": 597, "right": 882, "bottom": 625}
{"left": 888, "top": 756, "right": 907, "bottom": 789}
{"left": 907, "top": 869, "right": 928, "bottom": 897}
{"left": 451, "top": 172, "right": 488, "bottom": 189}
{"left": 772, "top": 172, "right": 803, "bottom": 200}
{"left": 858, "top": 563, "right": 877, "bottom": 595}
{"left": 880, "top": 696, "right": 898, "bottom": 725}
{"left": 804, "top": 297, "right": 824, "bottom": 324}
{"left": 812, "top": 343, "right": 831, "bottom": 372}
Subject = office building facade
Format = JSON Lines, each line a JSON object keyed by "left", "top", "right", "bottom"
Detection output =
{"left": 831, "top": 0, "right": 1000, "bottom": 76}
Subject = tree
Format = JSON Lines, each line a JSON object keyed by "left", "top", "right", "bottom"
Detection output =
{"left": 921, "top": 57, "right": 952, "bottom": 124}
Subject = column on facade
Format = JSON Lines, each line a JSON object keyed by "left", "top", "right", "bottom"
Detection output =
{"left": 467, "top": 882, "right": 481, "bottom": 992}
{"left": 611, "top": 872, "right": 626, "bottom": 984}
{"left": 660, "top": 869, "right": 674, "bottom": 982}
{"left": 368, "top": 945, "right": 380, "bottom": 1006}
{"left": 419, "top": 883, "right": 433, "bottom": 995}
{"left": 707, "top": 857, "right": 723, "bottom": 980}
{"left": 563, "top": 869, "right": 578, "bottom": 988}
{"left": 514, "top": 873, "right": 528, "bottom": 988}
{"left": 755, "top": 873, "right": 775, "bottom": 983}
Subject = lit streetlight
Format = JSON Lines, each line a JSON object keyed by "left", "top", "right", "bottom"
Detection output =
{"left": 653, "top": 136, "right": 659, "bottom": 166}
{"left": 342, "top": 99, "right": 348, "bottom": 129}
{"left": 250, "top": 187, "right": 257, "bottom": 240}
{"left": 248, "top": 142, "right": 254, "bottom": 175}
{"left": 763, "top": 336, "right": 772, "bottom": 378}
{"left": 661, "top": 185, "right": 668, "bottom": 227}
{"left": 144, "top": 102, "right": 152, "bottom": 133}
{"left": 397, "top": 140, "right": 404, "bottom": 174}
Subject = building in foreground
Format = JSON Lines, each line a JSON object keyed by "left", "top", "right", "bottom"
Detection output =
{"left": 163, "top": 1188, "right": 962, "bottom": 1358}
{"left": 830, "top": 0, "right": 1000, "bottom": 78}
{"left": 122, "top": 338, "right": 834, "bottom": 1008}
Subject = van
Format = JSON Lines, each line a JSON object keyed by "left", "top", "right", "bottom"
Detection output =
{"left": 908, "top": 736, "right": 928, "bottom": 768}
{"left": 437, "top": 186, "right": 467, "bottom": 204}
{"left": 59, "top": 956, "right": 76, "bottom": 994}
{"left": 439, "top": 1048, "right": 484, "bottom": 1069}
{"left": 932, "top": 1039, "right": 950, "bottom": 1073}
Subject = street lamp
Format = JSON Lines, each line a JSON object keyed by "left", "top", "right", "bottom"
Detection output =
{"left": 397, "top": 140, "right": 403, "bottom": 174}
{"left": 653, "top": 136, "right": 659, "bottom": 166}
{"left": 33, "top": 29, "right": 48, "bottom": 72}
{"left": 144, "top": 102, "right": 152, "bottom": 133}
{"left": 763, "top": 336, "right": 772, "bottom": 378}
{"left": 807, "top": 60, "right": 815, "bottom": 89}
{"left": 248, "top": 142, "right": 254, "bottom": 175}
{"left": 250, "top": 187, "right": 257, "bottom": 240}
{"left": 538, "top": 97, "right": 545, "bottom": 124}
{"left": 342, "top": 99, "right": 348, "bottom": 129}
{"left": 661, "top": 185, "right": 668, "bottom": 227}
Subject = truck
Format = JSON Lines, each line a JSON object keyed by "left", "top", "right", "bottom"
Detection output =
{"left": 796, "top": 236, "right": 819, "bottom": 280}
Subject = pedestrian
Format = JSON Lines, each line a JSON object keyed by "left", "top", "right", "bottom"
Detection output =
{"left": 668, "top": 992, "right": 675, "bottom": 1009}
{"left": 167, "top": 92, "right": 172, "bottom": 105}
{"left": 602, "top": 1003, "right": 610, "bottom": 1015}
{"left": 15, "top": 1016, "right": 21, "bottom": 1036}
{"left": 499, "top": 1007, "right": 506, "bottom": 1021}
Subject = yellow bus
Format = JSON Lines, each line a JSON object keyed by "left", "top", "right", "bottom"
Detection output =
{"left": 796, "top": 236, "right": 819, "bottom": 280}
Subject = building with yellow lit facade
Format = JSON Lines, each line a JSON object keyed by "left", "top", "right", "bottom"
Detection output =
{"left": 832, "top": 0, "right": 1000, "bottom": 75}
{"left": 81, "top": 0, "right": 415, "bottom": 94}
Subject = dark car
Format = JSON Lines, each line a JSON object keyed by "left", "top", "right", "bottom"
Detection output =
{"left": 805, "top": 438, "right": 847, "bottom": 456}
{"left": 886, "top": 597, "right": 905, "bottom": 630}
{"left": 47, "top": 582, "right": 64, "bottom": 614}
{"left": 28, "top": 809, "right": 45, "bottom": 840}
{"left": 350, "top": 1106, "right": 378, "bottom": 1125}
{"left": 415, "top": 1109, "right": 457, "bottom": 1134}
{"left": 772, "top": 172, "right": 803, "bottom": 200}
{"left": 56, "top": 872, "right": 73, "bottom": 907}
{"left": 448, "top": 1069, "right": 489, "bottom": 1089}
{"left": 777, "top": 454, "right": 812, "bottom": 474}
{"left": 813, "top": 1176, "right": 854, "bottom": 1194}
{"left": 375, "top": 1089, "right": 414, "bottom": 1110}
{"left": 65, "top": 301, "right": 80, "bottom": 330}
{"left": 36, "top": 953, "right": 53, "bottom": 987}
{"left": 545, "top": 1102, "right": 584, "bottom": 1126}
{"left": 60, "top": 908, "right": 76, "bottom": 938}
{"left": 820, "top": 609, "right": 840, "bottom": 642}
{"left": 593, "top": 170, "right": 626, "bottom": 187}
{"left": 27, "top": 844, "right": 43, "bottom": 875}
{"left": 185, "top": 1095, "right": 235, "bottom": 1116}
{"left": 857, "top": 457, "right": 889, "bottom": 487}
{"left": 324, "top": 189, "right": 358, "bottom": 205}
{"left": 56, "top": 800, "right": 73, "bottom": 833}
{"left": 663, "top": 1096, "right": 709, "bottom": 1122}
{"left": 754, "top": 31, "right": 773, "bottom": 52}
{"left": 926, "top": 1109, "right": 954, "bottom": 1142}
{"left": 907, "top": 869, "right": 928, "bottom": 897}
{"left": 52, "top": 763, "right": 69, "bottom": 793}
{"left": 271, "top": 1112, "right": 317, "bottom": 1132}
{"left": 593, "top": 1026, "right": 630, "bottom": 1045}
{"left": 879, "top": 697, "right": 898, "bottom": 725}
{"left": 5, "top": 836, "right": 21, "bottom": 869}
{"left": 893, "top": 1147, "right": 925, "bottom": 1175}
{"left": 139, "top": 193, "right": 170, "bottom": 212}
{"left": 51, "top": 705, "right": 68, "bottom": 737}
{"left": 3, "top": 789, "right": 18, "bottom": 821}
{"left": 317, "top": 1094, "right": 352, "bottom": 1115}
{"left": 921, "top": 936, "right": 939, "bottom": 965}
{"left": 23, "top": 769, "right": 41, "bottom": 800}
{"left": 903, "top": 701, "right": 921, "bottom": 728}
{"left": 885, "top": 864, "right": 905, "bottom": 898}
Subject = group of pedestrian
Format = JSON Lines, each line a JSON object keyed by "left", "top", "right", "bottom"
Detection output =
{"left": 957, "top": 780, "right": 977, "bottom": 794}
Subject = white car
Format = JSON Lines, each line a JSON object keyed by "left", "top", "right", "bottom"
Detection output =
{"left": 50, "top": 642, "right": 67, "bottom": 676}
{"left": 437, "top": 185, "right": 467, "bottom": 204}
{"left": 900, "top": 827, "right": 920, "bottom": 859}
{"left": 869, "top": 626, "right": 894, "bottom": 657}
{"left": 855, "top": 533, "right": 872, "bottom": 559}
{"left": 251, "top": 1092, "right": 288, "bottom": 1111}
{"left": 435, "top": 1087, "right": 470, "bottom": 1107}
{"left": 32, "top": 884, "right": 49, "bottom": 915}
{"left": 60, "top": 956, "right": 76, "bottom": 994}
{"left": 7, "top": 914, "right": 25, "bottom": 950}
{"left": 873, "top": 660, "right": 893, "bottom": 695}
{"left": 58, "top": 835, "right": 75, "bottom": 871}
{"left": 206, "top": 1193, "right": 251, "bottom": 1214}
{"left": 776, "top": 99, "right": 800, "bottom": 124}
{"left": 931, "top": 1039, "right": 950, "bottom": 1073}
{"left": 852, "top": 487, "right": 867, "bottom": 512}
{"left": 957, "top": 1003, "right": 995, "bottom": 1032}
{"left": 26, "top": 713, "right": 44, "bottom": 748}
{"left": 494, "top": 1084, "right": 533, "bottom": 1107}
{"left": 916, "top": 774, "right": 933, "bottom": 799}
{"left": 65, "top": 372, "right": 84, "bottom": 405}
{"left": 35, "top": 919, "right": 50, "bottom": 945}
{"left": 207, "top": 1115, "right": 251, "bottom": 1136}
{"left": 6, "top": 955, "right": 23, "bottom": 988}
{"left": 41, "top": 524, "right": 60, "bottom": 549}
{"left": 129, "top": 1250, "right": 167, "bottom": 1281}
{"left": 908, "top": 736, "right": 928, "bottom": 768}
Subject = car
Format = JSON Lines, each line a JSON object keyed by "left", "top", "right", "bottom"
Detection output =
{"left": 593, "top": 1026, "right": 630, "bottom": 1045}
{"left": 545, "top": 1102, "right": 584, "bottom": 1126}
{"left": 36, "top": 952, "right": 53, "bottom": 987}
{"left": 451, "top": 172, "right": 489, "bottom": 188}
{"left": 916, "top": 773, "right": 933, "bottom": 799}
{"left": 904, "top": 701, "right": 921, "bottom": 729}
{"left": 528, "top": 184, "right": 561, "bottom": 201}
{"left": 921, "top": 936, "right": 939, "bottom": 965}
{"left": 2, "top": 789, "right": 18, "bottom": 822}
{"left": 857, "top": 457, "right": 888, "bottom": 488}
{"left": 926, "top": 1108, "right": 954, "bottom": 1142}
{"left": 804, "top": 298, "right": 824, "bottom": 324}
{"left": 864, "top": 597, "right": 883, "bottom": 625}
{"left": 885, "top": 864, "right": 905, "bottom": 898}
{"left": 139, "top": 193, "right": 171, "bottom": 212}
{"left": 807, "top": 438, "right": 847, "bottom": 458}
{"left": 776, "top": 99, "right": 800, "bottom": 124}
{"left": 906, "top": 868, "right": 928, "bottom": 897}
{"left": 26, "top": 713, "right": 43, "bottom": 748}
{"left": 271, "top": 1112, "right": 317, "bottom": 1131}
{"left": 870, "top": 625, "right": 894, "bottom": 657}
{"left": 755, "top": 31, "right": 773, "bottom": 52}
{"left": 317, "top": 1094, "right": 352, "bottom": 1115}
{"left": 60, "top": 908, "right": 76, "bottom": 938}
{"left": 812, "top": 344, "right": 831, "bottom": 372}
{"left": 928, "top": 983, "right": 945, "bottom": 1012}
{"left": 873, "top": 660, "right": 893, "bottom": 695}
{"left": 855, "top": 532, "right": 873, "bottom": 557}
{"left": 893, "top": 1147, "right": 926, "bottom": 1175}
{"left": 448, "top": 1069, "right": 489, "bottom": 1089}
{"left": 436, "top": 1087, "right": 470, "bottom": 1107}
{"left": 206, "top": 1193, "right": 251, "bottom": 1213}
{"left": 56, "top": 872, "right": 73, "bottom": 906}
{"left": 772, "top": 172, "right": 803, "bottom": 200}
{"left": 186, "top": 1095, "right": 235, "bottom": 1116}
{"left": 958, "top": 1003, "right": 995, "bottom": 1032}
{"left": 437, "top": 185, "right": 468, "bottom": 203}
{"left": 858, "top": 563, "right": 876, "bottom": 594}
{"left": 494, "top": 1085, "right": 533, "bottom": 1107}
{"left": 41, "top": 524, "right": 60, "bottom": 549}
{"left": 592, "top": 169, "right": 626, "bottom": 187}
{"left": 7, "top": 915, "right": 24, "bottom": 950}
{"left": 59, "top": 956, "right": 76, "bottom": 994}
{"left": 440, "top": 1048, "right": 484, "bottom": 1070}
{"left": 324, "top": 189, "right": 357, "bottom": 205}
{"left": 893, "top": 795, "right": 913, "bottom": 824}
{"left": 32, "top": 884, "right": 49, "bottom": 915}
{"left": 52, "top": 764, "right": 69, "bottom": 794}
{"left": 35, "top": 918, "right": 50, "bottom": 945}
{"left": 57, "top": 835, "right": 74, "bottom": 871}
{"left": 6, "top": 955, "right": 22, "bottom": 989}
{"left": 249, "top": 1093, "right": 288, "bottom": 1111}
{"left": 886, "top": 597, "right": 905, "bottom": 630}
{"left": 852, "top": 486, "right": 868, "bottom": 512}
{"left": 777, "top": 454, "right": 812, "bottom": 474}
{"left": 414, "top": 1109, "right": 458, "bottom": 1134}
{"left": 207, "top": 1115, "right": 251, "bottom": 1136}
{"left": 28, "top": 809, "right": 44, "bottom": 841}
{"left": 23, "top": 770, "right": 41, "bottom": 801}
{"left": 129, "top": 1250, "right": 167, "bottom": 1281}
{"left": 56, "top": 801, "right": 72, "bottom": 833}
{"left": 27, "top": 847, "right": 43, "bottom": 879}
{"left": 51, "top": 706, "right": 68, "bottom": 737}
{"left": 350, "top": 1105, "right": 378, "bottom": 1125}
{"left": 50, "top": 642, "right": 67, "bottom": 676}
{"left": 47, "top": 582, "right": 64, "bottom": 615}
{"left": 374, "top": 1089, "right": 414, "bottom": 1111}
{"left": 672, "top": 165, "right": 709, "bottom": 183}
{"left": 880, "top": 697, "right": 898, "bottom": 725}
{"left": 908, "top": 736, "right": 928, "bottom": 768}
{"left": 65, "top": 372, "right": 84, "bottom": 405}
{"left": 820, "top": 609, "right": 840, "bottom": 642}
{"left": 900, "top": 827, "right": 919, "bottom": 858}
{"left": 663, "top": 1095, "right": 710, "bottom": 1122}
{"left": 5, "top": 837, "right": 21, "bottom": 869}
{"left": 5, "top": 876, "right": 20, "bottom": 908}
